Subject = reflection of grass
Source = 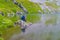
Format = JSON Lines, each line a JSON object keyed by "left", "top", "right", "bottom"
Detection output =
{"left": 45, "top": 16, "right": 57, "bottom": 25}
{"left": 27, "top": 14, "right": 41, "bottom": 23}
{"left": 1, "top": 26, "right": 21, "bottom": 40}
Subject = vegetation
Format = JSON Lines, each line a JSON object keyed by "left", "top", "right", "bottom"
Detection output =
{"left": 0, "top": 0, "right": 22, "bottom": 13}
{"left": 0, "top": 0, "right": 41, "bottom": 40}
{"left": 16, "top": 0, "right": 43, "bottom": 13}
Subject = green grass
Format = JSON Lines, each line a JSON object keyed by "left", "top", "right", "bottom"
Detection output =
{"left": 0, "top": 14, "right": 20, "bottom": 40}
{"left": 16, "top": 0, "right": 44, "bottom": 13}
{"left": 1, "top": 26, "right": 21, "bottom": 40}
{"left": 0, "top": 0, "right": 22, "bottom": 13}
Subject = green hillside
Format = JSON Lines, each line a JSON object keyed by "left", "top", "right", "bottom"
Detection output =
{"left": 16, "top": 0, "right": 43, "bottom": 13}
{"left": 0, "top": 0, "right": 42, "bottom": 40}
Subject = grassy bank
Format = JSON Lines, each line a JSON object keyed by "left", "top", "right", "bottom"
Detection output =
{"left": 1, "top": 26, "right": 21, "bottom": 40}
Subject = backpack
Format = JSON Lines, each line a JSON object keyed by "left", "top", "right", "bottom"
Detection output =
{"left": 21, "top": 15, "right": 26, "bottom": 22}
